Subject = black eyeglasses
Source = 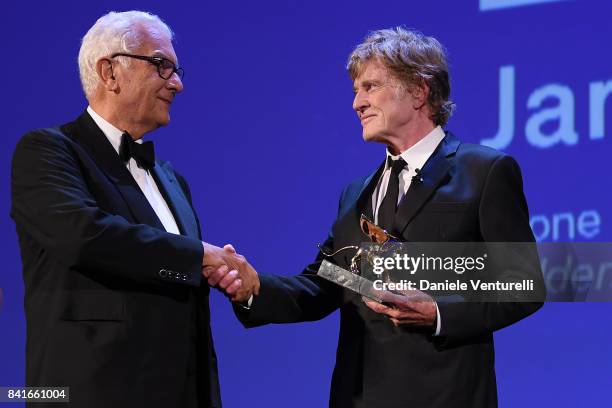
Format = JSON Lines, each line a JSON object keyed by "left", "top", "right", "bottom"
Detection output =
{"left": 111, "top": 53, "right": 184, "bottom": 80}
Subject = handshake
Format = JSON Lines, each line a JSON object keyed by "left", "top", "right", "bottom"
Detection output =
{"left": 201, "top": 242, "right": 260, "bottom": 302}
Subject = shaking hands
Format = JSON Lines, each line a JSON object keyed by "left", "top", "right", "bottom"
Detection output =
{"left": 201, "top": 242, "right": 260, "bottom": 302}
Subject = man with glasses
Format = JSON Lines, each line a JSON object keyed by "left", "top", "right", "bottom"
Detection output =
{"left": 11, "top": 10, "right": 258, "bottom": 408}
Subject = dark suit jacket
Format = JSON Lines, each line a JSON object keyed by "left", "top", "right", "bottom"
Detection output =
{"left": 236, "top": 133, "right": 543, "bottom": 408}
{"left": 11, "top": 111, "right": 221, "bottom": 408}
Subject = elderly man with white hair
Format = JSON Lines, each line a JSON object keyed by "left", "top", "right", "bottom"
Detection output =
{"left": 11, "top": 10, "right": 258, "bottom": 408}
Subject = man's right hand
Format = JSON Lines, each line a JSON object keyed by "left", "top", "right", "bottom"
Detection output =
{"left": 201, "top": 242, "right": 260, "bottom": 302}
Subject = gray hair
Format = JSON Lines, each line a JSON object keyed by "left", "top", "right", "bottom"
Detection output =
{"left": 347, "top": 27, "right": 455, "bottom": 127}
{"left": 78, "top": 11, "right": 174, "bottom": 100}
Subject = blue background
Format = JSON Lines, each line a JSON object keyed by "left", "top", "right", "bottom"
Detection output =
{"left": 1, "top": 0, "right": 611, "bottom": 406}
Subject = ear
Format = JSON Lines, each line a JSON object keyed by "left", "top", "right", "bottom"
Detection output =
{"left": 95, "top": 58, "right": 119, "bottom": 93}
{"left": 411, "top": 80, "right": 430, "bottom": 110}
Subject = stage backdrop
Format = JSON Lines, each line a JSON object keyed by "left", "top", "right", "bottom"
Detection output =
{"left": 1, "top": 0, "right": 610, "bottom": 407}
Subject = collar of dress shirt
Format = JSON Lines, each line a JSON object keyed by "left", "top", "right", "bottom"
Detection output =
{"left": 384, "top": 126, "right": 446, "bottom": 172}
{"left": 87, "top": 106, "right": 143, "bottom": 155}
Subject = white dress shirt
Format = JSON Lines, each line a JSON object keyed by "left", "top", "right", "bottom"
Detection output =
{"left": 371, "top": 125, "right": 446, "bottom": 335}
{"left": 87, "top": 106, "right": 180, "bottom": 235}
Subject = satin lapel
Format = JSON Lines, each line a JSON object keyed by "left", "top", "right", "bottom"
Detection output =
{"left": 327, "top": 161, "right": 385, "bottom": 264}
{"left": 152, "top": 163, "right": 199, "bottom": 239}
{"left": 354, "top": 160, "right": 386, "bottom": 221}
{"left": 63, "top": 111, "right": 165, "bottom": 230}
{"left": 393, "top": 132, "right": 460, "bottom": 235}
{"left": 334, "top": 161, "right": 386, "bottom": 248}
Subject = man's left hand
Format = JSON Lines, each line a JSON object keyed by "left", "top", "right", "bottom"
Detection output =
{"left": 363, "top": 290, "right": 437, "bottom": 328}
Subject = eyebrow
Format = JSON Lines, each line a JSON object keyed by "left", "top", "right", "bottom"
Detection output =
{"left": 353, "top": 79, "right": 382, "bottom": 92}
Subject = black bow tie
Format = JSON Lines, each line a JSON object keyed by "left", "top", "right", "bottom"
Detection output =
{"left": 119, "top": 132, "right": 155, "bottom": 170}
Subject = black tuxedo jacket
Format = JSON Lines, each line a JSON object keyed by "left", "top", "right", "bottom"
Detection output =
{"left": 237, "top": 133, "right": 543, "bottom": 408}
{"left": 11, "top": 111, "right": 221, "bottom": 408}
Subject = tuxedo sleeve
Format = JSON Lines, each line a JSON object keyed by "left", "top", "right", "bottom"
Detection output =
{"left": 234, "top": 190, "right": 347, "bottom": 327}
{"left": 436, "top": 155, "right": 545, "bottom": 346}
{"left": 11, "top": 129, "right": 204, "bottom": 286}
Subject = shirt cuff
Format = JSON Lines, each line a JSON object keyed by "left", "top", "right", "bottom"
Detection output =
{"left": 433, "top": 300, "right": 442, "bottom": 336}
{"left": 235, "top": 294, "right": 254, "bottom": 310}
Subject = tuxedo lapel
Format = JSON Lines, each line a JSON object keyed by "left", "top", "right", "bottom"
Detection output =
{"left": 333, "top": 161, "right": 385, "bottom": 249}
{"left": 355, "top": 161, "right": 386, "bottom": 221}
{"left": 393, "top": 132, "right": 460, "bottom": 235}
{"left": 152, "top": 163, "right": 199, "bottom": 239}
{"left": 63, "top": 111, "right": 165, "bottom": 230}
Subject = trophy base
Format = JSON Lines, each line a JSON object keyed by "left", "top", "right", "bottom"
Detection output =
{"left": 317, "top": 260, "right": 397, "bottom": 304}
